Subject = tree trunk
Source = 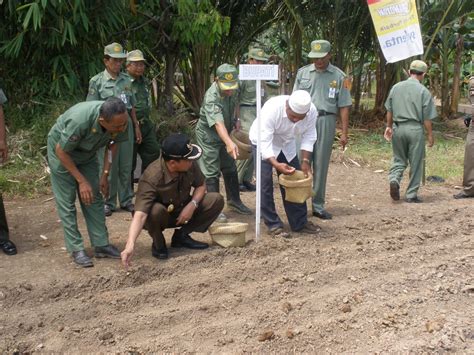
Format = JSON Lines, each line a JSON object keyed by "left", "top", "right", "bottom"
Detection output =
{"left": 163, "top": 51, "right": 176, "bottom": 116}
{"left": 374, "top": 48, "right": 397, "bottom": 116}
{"left": 353, "top": 51, "right": 366, "bottom": 112}
{"left": 449, "top": 16, "right": 465, "bottom": 117}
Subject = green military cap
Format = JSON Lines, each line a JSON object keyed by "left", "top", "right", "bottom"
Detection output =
{"left": 409, "top": 60, "right": 428, "bottom": 73}
{"left": 308, "top": 40, "right": 331, "bottom": 59}
{"left": 216, "top": 63, "right": 239, "bottom": 91}
{"left": 248, "top": 48, "right": 268, "bottom": 62}
{"left": 127, "top": 49, "right": 145, "bottom": 62}
{"left": 104, "top": 42, "right": 127, "bottom": 58}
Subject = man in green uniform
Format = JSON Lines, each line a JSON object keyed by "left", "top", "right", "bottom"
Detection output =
{"left": 47, "top": 97, "right": 128, "bottom": 267}
{"left": 0, "top": 87, "right": 17, "bottom": 255}
{"left": 196, "top": 63, "right": 252, "bottom": 219}
{"left": 87, "top": 42, "right": 142, "bottom": 216}
{"left": 236, "top": 48, "right": 269, "bottom": 192}
{"left": 293, "top": 40, "right": 352, "bottom": 220}
{"left": 126, "top": 49, "right": 160, "bottom": 183}
{"left": 121, "top": 133, "right": 224, "bottom": 266}
{"left": 454, "top": 75, "right": 474, "bottom": 199}
{"left": 384, "top": 60, "right": 437, "bottom": 203}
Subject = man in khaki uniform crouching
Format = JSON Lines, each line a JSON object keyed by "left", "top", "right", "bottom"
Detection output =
{"left": 121, "top": 133, "right": 224, "bottom": 266}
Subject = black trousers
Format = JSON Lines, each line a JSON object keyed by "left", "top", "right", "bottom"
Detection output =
{"left": 0, "top": 194, "right": 10, "bottom": 242}
{"left": 144, "top": 192, "right": 224, "bottom": 248}
{"left": 252, "top": 146, "right": 308, "bottom": 232}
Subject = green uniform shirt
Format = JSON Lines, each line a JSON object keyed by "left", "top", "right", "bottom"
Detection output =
{"left": 238, "top": 80, "right": 271, "bottom": 106}
{"left": 293, "top": 63, "right": 352, "bottom": 113}
{"left": 0, "top": 88, "right": 7, "bottom": 105}
{"left": 86, "top": 70, "right": 135, "bottom": 110}
{"left": 197, "top": 82, "right": 237, "bottom": 143}
{"left": 134, "top": 156, "right": 205, "bottom": 214}
{"left": 130, "top": 75, "right": 151, "bottom": 120}
{"left": 48, "top": 101, "right": 128, "bottom": 164}
{"left": 385, "top": 77, "right": 437, "bottom": 123}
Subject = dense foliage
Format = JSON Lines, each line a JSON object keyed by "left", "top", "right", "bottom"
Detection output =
{"left": 1, "top": 0, "right": 473, "bottom": 122}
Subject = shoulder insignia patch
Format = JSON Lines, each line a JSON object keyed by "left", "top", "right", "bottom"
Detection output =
{"left": 214, "top": 105, "right": 222, "bottom": 113}
{"left": 88, "top": 87, "right": 96, "bottom": 96}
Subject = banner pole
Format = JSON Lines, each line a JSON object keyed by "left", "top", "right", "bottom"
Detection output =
{"left": 255, "top": 80, "right": 262, "bottom": 242}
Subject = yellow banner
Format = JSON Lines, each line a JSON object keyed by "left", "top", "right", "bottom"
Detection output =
{"left": 368, "top": 0, "right": 419, "bottom": 36}
{"left": 367, "top": 0, "right": 424, "bottom": 63}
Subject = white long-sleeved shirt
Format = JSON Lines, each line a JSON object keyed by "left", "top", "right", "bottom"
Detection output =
{"left": 249, "top": 95, "right": 317, "bottom": 161}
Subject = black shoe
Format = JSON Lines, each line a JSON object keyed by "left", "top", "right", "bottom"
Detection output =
{"left": 151, "top": 243, "right": 168, "bottom": 259}
{"left": 72, "top": 250, "right": 93, "bottom": 267}
{"left": 0, "top": 240, "right": 17, "bottom": 255}
{"left": 242, "top": 181, "right": 256, "bottom": 192}
{"left": 312, "top": 210, "right": 332, "bottom": 220}
{"left": 227, "top": 200, "right": 252, "bottom": 215}
{"left": 94, "top": 244, "right": 121, "bottom": 258}
{"left": 453, "top": 191, "right": 473, "bottom": 199}
{"left": 120, "top": 202, "right": 135, "bottom": 213}
{"left": 390, "top": 181, "right": 400, "bottom": 201}
{"left": 171, "top": 231, "right": 209, "bottom": 249}
{"left": 104, "top": 204, "right": 113, "bottom": 217}
{"left": 406, "top": 196, "right": 422, "bottom": 203}
{"left": 239, "top": 184, "right": 248, "bottom": 192}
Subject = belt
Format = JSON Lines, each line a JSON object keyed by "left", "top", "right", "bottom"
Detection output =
{"left": 318, "top": 110, "right": 335, "bottom": 116}
{"left": 240, "top": 104, "right": 256, "bottom": 107}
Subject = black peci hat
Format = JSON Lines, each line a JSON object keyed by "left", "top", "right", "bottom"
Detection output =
{"left": 161, "top": 133, "right": 202, "bottom": 160}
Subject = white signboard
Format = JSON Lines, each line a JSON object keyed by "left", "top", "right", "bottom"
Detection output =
{"left": 239, "top": 64, "right": 279, "bottom": 81}
{"left": 238, "top": 64, "right": 278, "bottom": 242}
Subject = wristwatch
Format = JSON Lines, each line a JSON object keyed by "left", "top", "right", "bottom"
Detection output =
{"left": 191, "top": 199, "right": 199, "bottom": 208}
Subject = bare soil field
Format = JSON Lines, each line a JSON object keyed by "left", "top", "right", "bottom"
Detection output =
{"left": 0, "top": 162, "right": 473, "bottom": 353}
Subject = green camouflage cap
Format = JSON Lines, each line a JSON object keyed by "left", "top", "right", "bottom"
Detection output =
{"left": 104, "top": 42, "right": 127, "bottom": 58}
{"left": 248, "top": 48, "right": 268, "bottom": 62}
{"left": 127, "top": 49, "right": 145, "bottom": 62}
{"left": 216, "top": 63, "right": 239, "bottom": 91}
{"left": 308, "top": 40, "right": 331, "bottom": 59}
{"left": 409, "top": 60, "right": 428, "bottom": 73}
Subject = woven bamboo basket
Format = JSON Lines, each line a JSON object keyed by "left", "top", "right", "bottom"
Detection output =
{"left": 230, "top": 130, "right": 252, "bottom": 160}
{"left": 208, "top": 222, "right": 249, "bottom": 248}
{"left": 278, "top": 170, "right": 312, "bottom": 203}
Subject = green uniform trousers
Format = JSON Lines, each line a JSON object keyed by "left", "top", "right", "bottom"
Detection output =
{"left": 462, "top": 124, "right": 474, "bottom": 196}
{"left": 196, "top": 125, "right": 237, "bottom": 180}
{"left": 388, "top": 121, "right": 425, "bottom": 199}
{"left": 312, "top": 114, "right": 337, "bottom": 213}
{"left": 0, "top": 194, "right": 10, "bottom": 242}
{"left": 236, "top": 105, "right": 256, "bottom": 184}
{"left": 132, "top": 119, "right": 160, "bottom": 175}
{"left": 99, "top": 116, "right": 134, "bottom": 209}
{"left": 145, "top": 192, "right": 224, "bottom": 249}
{"left": 48, "top": 142, "right": 109, "bottom": 252}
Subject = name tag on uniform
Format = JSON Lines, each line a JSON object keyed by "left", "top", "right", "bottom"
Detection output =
{"left": 120, "top": 93, "right": 128, "bottom": 104}
{"left": 328, "top": 87, "right": 336, "bottom": 99}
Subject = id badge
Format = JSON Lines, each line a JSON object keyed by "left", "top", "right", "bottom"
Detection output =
{"left": 328, "top": 87, "right": 336, "bottom": 99}
{"left": 120, "top": 93, "right": 128, "bottom": 104}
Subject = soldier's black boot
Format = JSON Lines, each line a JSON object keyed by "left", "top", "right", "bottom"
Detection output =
{"left": 223, "top": 173, "right": 252, "bottom": 215}
{"left": 206, "top": 178, "right": 227, "bottom": 223}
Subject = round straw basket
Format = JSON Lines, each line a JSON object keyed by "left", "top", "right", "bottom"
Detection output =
{"left": 230, "top": 130, "right": 252, "bottom": 160}
{"left": 278, "top": 170, "right": 312, "bottom": 204}
{"left": 208, "top": 222, "right": 249, "bottom": 248}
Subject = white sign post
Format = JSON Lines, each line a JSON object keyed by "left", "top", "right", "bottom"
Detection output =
{"left": 238, "top": 64, "right": 279, "bottom": 242}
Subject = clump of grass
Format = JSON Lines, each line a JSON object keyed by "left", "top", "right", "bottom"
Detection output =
{"left": 336, "top": 125, "right": 466, "bottom": 185}
{"left": 0, "top": 130, "right": 50, "bottom": 197}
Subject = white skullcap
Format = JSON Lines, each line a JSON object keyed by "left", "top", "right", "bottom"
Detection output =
{"left": 288, "top": 90, "right": 311, "bottom": 115}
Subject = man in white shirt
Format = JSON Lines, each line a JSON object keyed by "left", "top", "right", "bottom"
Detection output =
{"left": 249, "top": 90, "right": 321, "bottom": 238}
